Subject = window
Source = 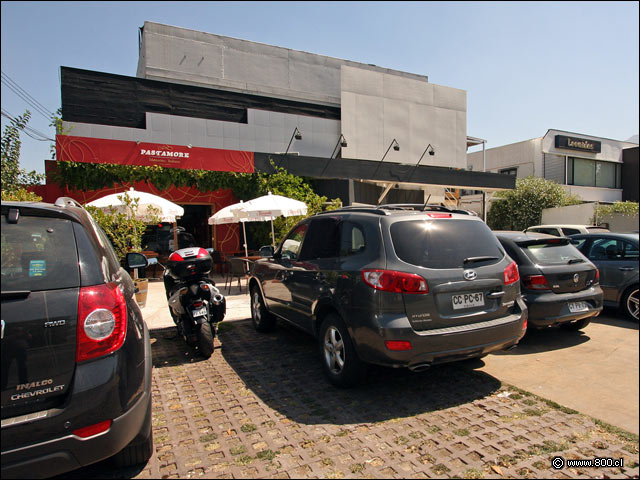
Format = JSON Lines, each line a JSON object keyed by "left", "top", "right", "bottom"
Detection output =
{"left": 281, "top": 224, "right": 307, "bottom": 260}
{"left": 499, "top": 167, "right": 517, "bottom": 176}
{"left": 529, "top": 227, "right": 561, "bottom": 236}
{"left": 561, "top": 228, "right": 581, "bottom": 236}
{"left": 299, "top": 218, "right": 341, "bottom": 260}
{"left": 390, "top": 219, "right": 503, "bottom": 269}
{"left": 568, "top": 157, "right": 622, "bottom": 189}
{"left": 339, "top": 222, "right": 366, "bottom": 257}
{"left": 1, "top": 216, "right": 80, "bottom": 291}
{"left": 523, "top": 243, "right": 584, "bottom": 266}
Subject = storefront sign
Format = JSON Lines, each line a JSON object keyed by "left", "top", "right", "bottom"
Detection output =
{"left": 56, "top": 135, "right": 254, "bottom": 173}
{"left": 555, "top": 135, "right": 601, "bottom": 153}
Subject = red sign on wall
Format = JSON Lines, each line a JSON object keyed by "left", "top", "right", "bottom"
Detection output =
{"left": 56, "top": 135, "right": 254, "bottom": 173}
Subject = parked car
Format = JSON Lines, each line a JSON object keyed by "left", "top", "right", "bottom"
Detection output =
{"left": 524, "top": 224, "right": 609, "bottom": 237}
{"left": 1, "top": 197, "right": 153, "bottom": 478}
{"left": 494, "top": 231, "right": 603, "bottom": 330}
{"left": 568, "top": 233, "right": 639, "bottom": 320}
{"left": 248, "top": 204, "right": 528, "bottom": 387}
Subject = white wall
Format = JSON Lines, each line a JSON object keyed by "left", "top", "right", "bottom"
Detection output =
{"left": 340, "top": 66, "right": 467, "bottom": 169}
{"left": 467, "top": 138, "right": 539, "bottom": 176}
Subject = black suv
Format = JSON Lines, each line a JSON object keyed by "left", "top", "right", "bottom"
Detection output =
{"left": 248, "top": 205, "right": 528, "bottom": 387}
{"left": 1, "top": 198, "right": 153, "bottom": 478}
{"left": 495, "top": 231, "right": 603, "bottom": 330}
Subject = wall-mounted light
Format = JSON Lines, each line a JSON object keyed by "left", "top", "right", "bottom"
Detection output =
{"left": 408, "top": 144, "right": 435, "bottom": 181}
{"left": 278, "top": 127, "right": 303, "bottom": 167}
{"left": 373, "top": 139, "right": 400, "bottom": 177}
{"left": 330, "top": 134, "right": 348, "bottom": 159}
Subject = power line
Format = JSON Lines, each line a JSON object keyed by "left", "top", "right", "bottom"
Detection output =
{"left": 1, "top": 70, "right": 54, "bottom": 120}
{"left": 1, "top": 109, "right": 54, "bottom": 142}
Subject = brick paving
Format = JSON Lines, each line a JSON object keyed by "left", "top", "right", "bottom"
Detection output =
{"left": 64, "top": 318, "right": 639, "bottom": 479}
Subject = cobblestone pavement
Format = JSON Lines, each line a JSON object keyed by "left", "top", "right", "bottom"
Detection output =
{"left": 63, "top": 319, "right": 639, "bottom": 479}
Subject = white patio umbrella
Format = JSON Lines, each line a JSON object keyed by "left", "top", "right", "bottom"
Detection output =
{"left": 87, "top": 188, "right": 185, "bottom": 272}
{"left": 241, "top": 192, "right": 308, "bottom": 247}
{"left": 208, "top": 201, "right": 251, "bottom": 256}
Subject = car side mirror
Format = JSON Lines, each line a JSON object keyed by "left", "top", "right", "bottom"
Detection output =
{"left": 126, "top": 252, "right": 148, "bottom": 269}
{"left": 259, "top": 245, "right": 274, "bottom": 257}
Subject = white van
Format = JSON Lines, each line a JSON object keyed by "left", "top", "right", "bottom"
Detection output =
{"left": 524, "top": 224, "right": 610, "bottom": 237}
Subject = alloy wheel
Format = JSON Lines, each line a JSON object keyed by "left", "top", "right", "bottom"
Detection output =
{"left": 627, "top": 288, "right": 639, "bottom": 320}
{"left": 323, "top": 326, "right": 345, "bottom": 375}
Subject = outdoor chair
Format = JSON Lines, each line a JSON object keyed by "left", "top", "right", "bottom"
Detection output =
{"left": 225, "top": 257, "right": 249, "bottom": 294}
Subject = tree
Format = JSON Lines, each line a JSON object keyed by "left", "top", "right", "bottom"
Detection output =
{"left": 487, "top": 176, "right": 582, "bottom": 230}
{"left": 1, "top": 110, "right": 45, "bottom": 201}
{"left": 246, "top": 160, "right": 341, "bottom": 247}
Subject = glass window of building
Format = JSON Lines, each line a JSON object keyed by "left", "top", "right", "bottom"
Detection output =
{"left": 567, "top": 157, "right": 621, "bottom": 189}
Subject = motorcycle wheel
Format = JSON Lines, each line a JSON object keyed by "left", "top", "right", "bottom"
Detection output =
{"left": 198, "top": 321, "right": 215, "bottom": 358}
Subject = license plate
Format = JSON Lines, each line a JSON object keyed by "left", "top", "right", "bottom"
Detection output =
{"left": 568, "top": 301, "right": 588, "bottom": 313}
{"left": 452, "top": 292, "right": 484, "bottom": 310}
{"left": 192, "top": 306, "right": 207, "bottom": 318}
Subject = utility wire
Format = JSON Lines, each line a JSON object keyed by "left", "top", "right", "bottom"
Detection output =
{"left": 1, "top": 109, "right": 54, "bottom": 141}
{"left": 1, "top": 70, "right": 54, "bottom": 120}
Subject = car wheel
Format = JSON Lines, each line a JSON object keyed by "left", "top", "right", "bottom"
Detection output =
{"left": 560, "top": 318, "right": 591, "bottom": 330}
{"left": 250, "top": 285, "right": 276, "bottom": 332}
{"left": 621, "top": 286, "right": 639, "bottom": 321}
{"left": 319, "top": 313, "right": 367, "bottom": 388}
{"left": 198, "top": 321, "right": 214, "bottom": 358}
{"left": 112, "top": 395, "right": 153, "bottom": 467}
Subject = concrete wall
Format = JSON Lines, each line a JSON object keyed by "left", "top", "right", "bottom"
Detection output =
{"left": 64, "top": 109, "right": 340, "bottom": 157}
{"left": 601, "top": 214, "right": 639, "bottom": 233}
{"left": 563, "top": 185, "right": 622, "bottom": 203}
{"left": 467, "top": 138, "right": 539, "bottom": 176}
{"left": 137, "top": 21, "right": 428, "bottom": 108}
{"left": 541, "top": 203, "right": 598, "bottom": 225}
{"left": 340, "top": 66, "right": 467, "bottom": 168}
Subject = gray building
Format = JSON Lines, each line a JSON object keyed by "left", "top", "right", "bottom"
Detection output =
{"left": 464, "top": 129, "right": 639, "bottom": 212}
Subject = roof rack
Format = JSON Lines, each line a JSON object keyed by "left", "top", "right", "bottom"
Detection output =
{"left": 315, "top": 203, "right": 476, "bottom": 217}
{"left": 54, "top": 197, "right": 83, "bottom": 208}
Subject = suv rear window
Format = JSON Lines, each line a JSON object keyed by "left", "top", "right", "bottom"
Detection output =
{"left": 1, "top": 216, "right": 80, "bottom": 291}
{"left": 521, "top": 242, "right": 584, "bottom": 265}
{"left": 390, "top": 219, "right": 503, "bottom": 269}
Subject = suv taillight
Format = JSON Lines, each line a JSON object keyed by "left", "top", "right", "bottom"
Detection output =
{"left": 77, "top": 283, "right": 127, "bottom": 363}
{"left": 362, "top": 269, "right": 428, "bottom": 294}
{"left": 522, "top": 274, "right": 551, "bottom": 290}
{"left": 595, "top": 268, "right": 600, "bottom": 284}
{"left": 503, "top": 261, "right": 520, "bottom": 286}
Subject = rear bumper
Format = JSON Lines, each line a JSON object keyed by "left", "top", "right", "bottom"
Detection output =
{"left": 524, "top": 286, "right": 603, "bottom": 328}
{"left": 353, "top": 297, "right": 528, "bottom": 369}
{"left": 1, "top": 325, "right": 153, "bottom": 479}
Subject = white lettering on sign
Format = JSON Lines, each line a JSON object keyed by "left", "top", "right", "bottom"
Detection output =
{"left": 140, "top": 149, "right": 189, "bottom": 158}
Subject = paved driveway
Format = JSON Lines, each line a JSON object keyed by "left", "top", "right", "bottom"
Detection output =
{"left": 57, "top": 279, "right": 639, "bottom": 479}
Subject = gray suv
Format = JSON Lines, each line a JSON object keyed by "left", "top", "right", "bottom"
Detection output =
{"left": 248, "top": 205, "right": 528, "bottom": 387}
{"left": 1, "top": 198, "right": 152, "bottom": 478}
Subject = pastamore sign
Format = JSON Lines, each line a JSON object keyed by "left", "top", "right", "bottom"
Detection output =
{"left": 555, "top": 135, "right": 601, "bottom": 153}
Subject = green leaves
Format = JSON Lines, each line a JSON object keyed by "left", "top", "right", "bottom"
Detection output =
{"left": 487, "top": 176, "right": 582, "bottom": 230}
{"left": 1, "top": 109, "right": 45, "bottom": 199}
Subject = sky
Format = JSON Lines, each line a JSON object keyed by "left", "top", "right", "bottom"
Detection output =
{"left": 1, "top": 1, "right": 638, "bottom": 176}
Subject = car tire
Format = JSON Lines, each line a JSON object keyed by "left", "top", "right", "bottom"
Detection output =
{"left": 112, "top": 396, "right": 153, "bottom": 468}
{"left": 198, "top": 321, "right": 215, "bottom": 358}
{"left": 621, "top": 286, "right": 639, "bottom": 321}
{"left": 560, "top": 318, "right": 591, "bottom": 330}
{"left": 250, "top": 285, "right": 276, "bottom": 332}
{"left": 319, "top": 313, "right": 367, "bottom": 388}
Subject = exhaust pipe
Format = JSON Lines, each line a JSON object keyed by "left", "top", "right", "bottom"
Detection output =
{"left": 408, "top": 362, "right": 431, "bottom": 372}
{"left": 211, "top": 293, "right": 224, "bottom": 305}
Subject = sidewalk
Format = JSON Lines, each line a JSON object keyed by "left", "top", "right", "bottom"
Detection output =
{"left": 140, "top": 274, "right": 251, "bottom": 329}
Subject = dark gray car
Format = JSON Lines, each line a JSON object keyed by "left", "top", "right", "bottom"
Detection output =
{"left": 569, "top": 233, "right": 639, "bottom": 320}
{"left": 495, "top": 231, "right": 603, "bottom": 330}
{"left": 248, "top": 205, "right": 528, "bottom": 387}
{"left": 1, "top": 198, "right": 153, "bottom": 478}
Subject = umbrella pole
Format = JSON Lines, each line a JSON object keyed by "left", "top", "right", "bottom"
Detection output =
{"left": 242, "top": 222, "right": 249, "bottom": 257}
{"left": 270, "top": 219, "right": 275, "bottom": 248}
{"left": 173, "top": 221, "right": 178, "bottom": 252}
